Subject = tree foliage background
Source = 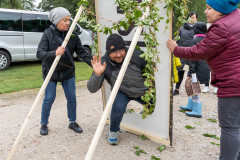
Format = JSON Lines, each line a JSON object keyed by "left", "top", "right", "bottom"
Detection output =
{"left": 0, "top": 0, "right": 79, "bottom": 15}
{"left": 0, "top": 0, "right": 35, "bottom": 10}
{"left": 187, "top": 0, "right": 206, "bottom": 22}
{"left": 1, "top": 0, "right": 240, "bottom": 20}
{"left": 37, "top": 0, "right": 80, "bottom": 15}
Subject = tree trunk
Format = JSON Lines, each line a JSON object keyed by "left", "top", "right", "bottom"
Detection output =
{"left": 10, "top": 0, "right": 13, "bottom": 8}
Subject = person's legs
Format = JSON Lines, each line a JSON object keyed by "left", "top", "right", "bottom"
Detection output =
{"left": 108, "top": 91, "right": 130, "bottom": 145}
{"left": 61, "top": 77, "right": 77, "bottom": 123}
{"left": 180, "top": 97, "right": 193, "bottom": 111}
{"left": 202, "top": 61, "right": 210, "bottom": 93}
{"left": 220, "top": 127, "right": 240, "bottom": 160}
{"left": 40, "top": 81, "right": 57, "bottom": 135}
{"left": 202, "top": 82, "right": 210, "bottom": 93}
{"left": 185, "top": 95, "right": 202, "bottom": 118}
{"left": 205, "top": 82, "right": 209, "bottom": 87}
{"left": 176, "top": 71, "right": 185, "bottom": 89}
{"left": 218, "top": 97, "right": 240, "bottom": 160}
{"left": 62, "top": 77, "right": 82, "bottom": 133}
{"left": 174, "top": 71, "right": 185, "bottom": 95}
{"left": 110, "top": 91, "right": 130, "bottom": 132}
{"left": 41, "top": 81, "right": 57, "bottom": 125}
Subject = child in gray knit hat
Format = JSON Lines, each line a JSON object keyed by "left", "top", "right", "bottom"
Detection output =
{"left": 48, "top": 7, "right": 71, "bottom": 25}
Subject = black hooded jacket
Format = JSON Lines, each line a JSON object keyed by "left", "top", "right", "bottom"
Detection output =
{"left": 37, "top": 25, "right": 92, "bottom": 82}
{"left": 177, "top": 23, "right": 195, "bottom": 47}
{"left": 193, "top": 22, "right": 207, "bottom": 44}
{"left": 187, "top": 22, "right": 210, "bottom": 84}
{"left": 87, "top": 49, "right": 148, "bottom": 98}
{"left": 176, "top": 23, "right": 195, "bottom": 71}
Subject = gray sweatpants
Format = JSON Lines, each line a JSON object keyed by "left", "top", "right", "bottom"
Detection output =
{"left": 218, "top": 97, "right": 240, "bottom": 160}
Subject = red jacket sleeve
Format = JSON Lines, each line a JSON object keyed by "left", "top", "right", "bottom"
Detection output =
{"left": 173, "top": 23, "right": 230, "bottom": 61}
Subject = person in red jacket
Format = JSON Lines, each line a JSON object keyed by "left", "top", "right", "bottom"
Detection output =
{"left": 167, "top": 0, "right": 240, "bottom": 159}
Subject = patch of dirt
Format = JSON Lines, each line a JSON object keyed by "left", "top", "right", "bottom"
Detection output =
{"left": 0, "top": 80, "right": 220, "bottom": 160}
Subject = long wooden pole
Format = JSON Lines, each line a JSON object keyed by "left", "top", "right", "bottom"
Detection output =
{"left": 84, "top": 6, "right": 150, "bottom": 160}
{"left": 6, "top": 5, "right": 85, "bottom": 160}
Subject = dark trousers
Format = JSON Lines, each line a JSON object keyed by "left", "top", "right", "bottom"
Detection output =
{"left": 176, "top": 71, "right": 185, "bottom": 90}
{"left": 110, "top": 90, "right": 144, "bottom": 132}
{"left": 218, "top": 97, "right": 240, "bottom": 160}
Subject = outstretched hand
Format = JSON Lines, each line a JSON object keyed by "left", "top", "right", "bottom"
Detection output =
{"left": 91, "top": 55, "right": 107, "bottom": 76}
{"left": 166, "top": 39, "right": 178, "bottom": 53}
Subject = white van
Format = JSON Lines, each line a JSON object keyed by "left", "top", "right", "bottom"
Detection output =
{"left": 0, "top": 8, "right": 93, "bottom": 70}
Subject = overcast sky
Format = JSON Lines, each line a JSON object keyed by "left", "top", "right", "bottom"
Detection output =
{"left": 34, "top": 0, "right": 41, "bottom": 6}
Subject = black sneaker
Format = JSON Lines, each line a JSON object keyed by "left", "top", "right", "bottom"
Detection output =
{"left": 69, "top": 122, "right": 83, "bottom": 133}
{"left": 173, "top": 89, "right": 179, "bottom": 96}
{"left": 40, "top": 124, "right": 48, "bottom": 135}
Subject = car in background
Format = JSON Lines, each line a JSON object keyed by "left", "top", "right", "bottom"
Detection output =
{"left": 0, "top": 8, "right": 94, "bottom": 71}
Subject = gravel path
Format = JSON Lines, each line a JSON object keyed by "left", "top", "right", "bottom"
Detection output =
{"left": 0, "top": 81, "right": 220, "bottom": 160}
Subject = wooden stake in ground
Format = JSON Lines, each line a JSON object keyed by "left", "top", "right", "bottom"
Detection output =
{"left": 84, "top": 6, "right": 150, "bottom": 160}
{"left": 6, "top": 5, "right": 85, "bottom": 160}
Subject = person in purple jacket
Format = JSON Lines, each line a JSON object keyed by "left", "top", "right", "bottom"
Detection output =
{"left": 167, "top": 0, "right": 240, "bottom": 159}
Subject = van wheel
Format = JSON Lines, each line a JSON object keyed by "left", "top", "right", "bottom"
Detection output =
{"left": 0, "top": 51, "right": 10, "bottom": 71}
{"left": 77, "top": 47, "right": 92, "bottom": 62}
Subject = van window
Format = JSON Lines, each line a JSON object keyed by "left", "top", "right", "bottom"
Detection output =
{"left": 74, "top": 25, "right": 80, "bottom": 33}
{"left": 22, "top": 14, "right": 52, "bottom": 32}
{"left": 0, "top": 12, "right": 22, "bottom": 31}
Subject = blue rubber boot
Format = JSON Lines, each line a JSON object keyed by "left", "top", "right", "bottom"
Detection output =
{"left": 180, "top": 97, "right": 193, "bottom": 111}
{"left": 186, "top": 102, "right": 202, "bottom": 118}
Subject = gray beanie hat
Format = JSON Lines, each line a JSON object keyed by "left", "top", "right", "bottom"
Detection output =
{"left": 48, "top": 7, "right": 71, "bottom": 25}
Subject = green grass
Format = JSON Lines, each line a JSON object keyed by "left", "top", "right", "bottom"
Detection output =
{"left": 0, "top": 61, "right": 93, "bottom": 94}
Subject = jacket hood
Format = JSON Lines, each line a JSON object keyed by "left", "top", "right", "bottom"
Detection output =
{"left": 183, "top": 23, "right": 194, "bottom": 30}
{"left": 194, "top": 22, "right": 207, "bottom": 34}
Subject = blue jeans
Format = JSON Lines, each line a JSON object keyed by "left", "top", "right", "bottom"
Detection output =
{"left": 218, "top": 97, "right": 240, "bottom": 160}
{"left": 41, "top": 77, "right": 77, "bottom": 125}
{"left": 110, "top": 90, "right": 144, "bottom": 132}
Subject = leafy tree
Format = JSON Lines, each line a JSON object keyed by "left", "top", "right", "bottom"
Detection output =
{"left": 22, "top": 0, "right": 35, "bottom": 10}
{"left": 0, "top": 0, "right": 22, "bottom": 9}
{"left": 37, "top": 0, "right": 55, "bottom": 11}
{"left": 187, "top": 1, "right": 240, "bottom": 23}
{"left": 187, "top": 0, "right": 206, "bottom": 23}
{"left": 0, "top": 0, "right": 35, "bottom": 10}
{"left": 37, "top": 0, "right": 79, "bottom": 15}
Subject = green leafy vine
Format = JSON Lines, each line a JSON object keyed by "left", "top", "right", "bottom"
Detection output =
{"left": 78, "top": 0, "right": 188, "bottom": 119}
